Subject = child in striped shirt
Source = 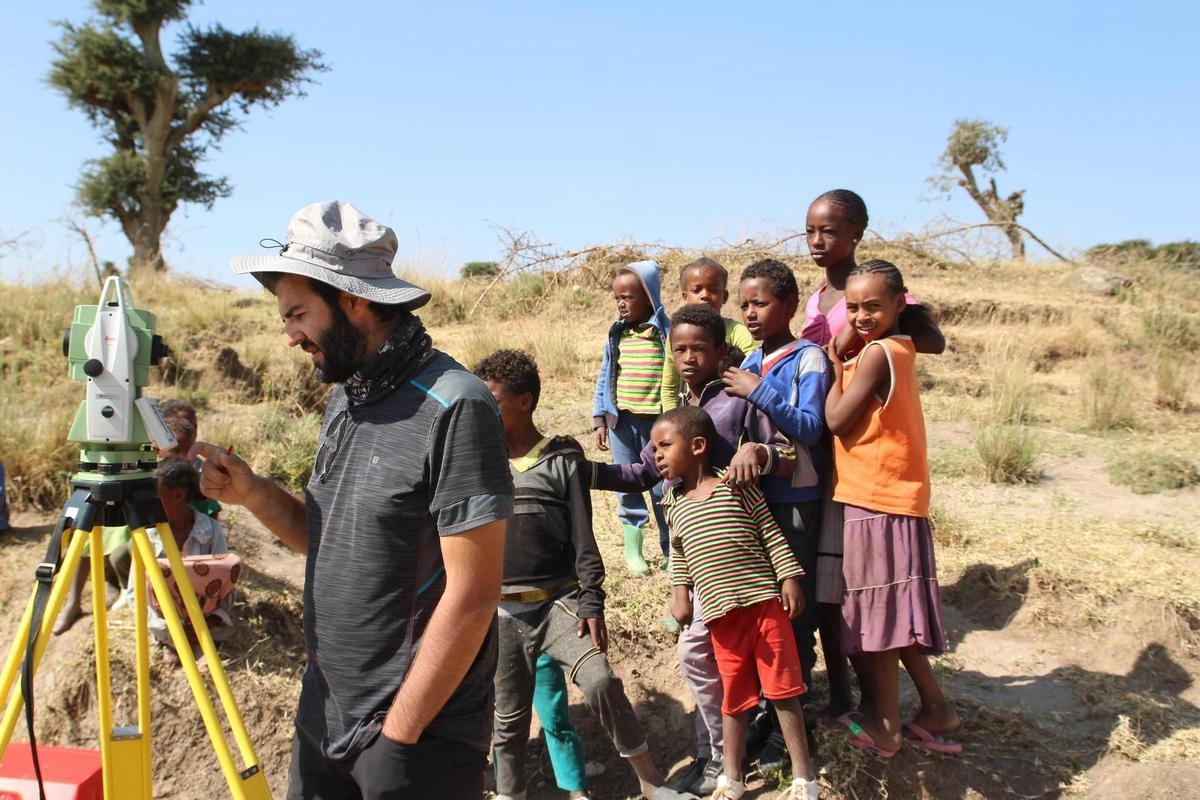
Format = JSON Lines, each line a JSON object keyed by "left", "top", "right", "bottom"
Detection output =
{"left": 657, "top": 407, "right": 820, "bottom": 800}
{"left": 592, "top": 260, "right": 671, "bottom": 575}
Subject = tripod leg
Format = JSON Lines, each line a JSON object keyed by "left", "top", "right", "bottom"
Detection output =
{"left": 89, "top": 526, "right": 134, "bottom": 800}
{"left": 0, "top": 527, "right": 91, "bottom": 752}
{"left": 150, "top": 522, "right": 268, "bottom": 781}
{"left": 132, "top": 543, "right": 153, "bottom": 800}
{"left": 129, "top": 525, "right": 267, "bottom": 800}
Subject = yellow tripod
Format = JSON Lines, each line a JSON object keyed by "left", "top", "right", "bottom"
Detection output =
{"left": 0, "top": 474, "right": 272, "bottom": 799}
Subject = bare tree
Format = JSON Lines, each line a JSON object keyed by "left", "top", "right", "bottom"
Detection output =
{"left": 931, "top": 118, "right": 1026, "bottom": 260}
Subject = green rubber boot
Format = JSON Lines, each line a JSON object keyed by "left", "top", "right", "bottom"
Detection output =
{"left": 622, "top": 524, "right": 650, "bottom": 576}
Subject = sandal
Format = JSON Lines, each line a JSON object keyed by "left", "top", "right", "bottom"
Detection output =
{"left": 902, "top": 721, "right": 962, "bottom": 754}
{"left": 835, "top": 713, "right": 899, "bottom": 759}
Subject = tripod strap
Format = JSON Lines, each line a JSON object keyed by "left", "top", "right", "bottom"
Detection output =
{"left": 22, "top": 490, "right": 89, "bottom": 800}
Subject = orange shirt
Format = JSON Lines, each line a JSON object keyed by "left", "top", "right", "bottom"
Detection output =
{"left": 832, "top": 336, "right": 930, "bottom": 518}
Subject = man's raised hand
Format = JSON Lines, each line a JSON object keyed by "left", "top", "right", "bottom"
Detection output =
{"left": 188, "top": 442, "right": 259, "bottom": 506}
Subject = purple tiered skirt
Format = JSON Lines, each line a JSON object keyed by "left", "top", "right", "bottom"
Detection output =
{"left": 840, "top": 504, "right": 948, "bottom": 656}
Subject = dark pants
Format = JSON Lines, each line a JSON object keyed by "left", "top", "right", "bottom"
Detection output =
{"left": 493, "top": 593, "right": 647, "bottom": 795}
{"left": 286, "top": 731, "right": 487, "bottom": 800}
{"left": 768, "top": 501, "right": 822, "bottom": 689}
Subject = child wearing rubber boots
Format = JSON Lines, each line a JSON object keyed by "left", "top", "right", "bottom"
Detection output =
{"left": 592, "top": 261, "right": 672, "bottom": 573}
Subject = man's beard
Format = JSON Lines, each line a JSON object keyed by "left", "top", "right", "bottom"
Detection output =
{"left": 313, "top": 305, "right": 367, "bottom": 384}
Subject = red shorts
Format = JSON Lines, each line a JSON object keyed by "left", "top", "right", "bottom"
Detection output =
{"left": 707, "top": 599, "right": 807, "bottom": 715}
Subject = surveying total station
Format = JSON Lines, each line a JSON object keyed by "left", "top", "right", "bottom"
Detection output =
{"left": 0, "top": 277, "right": 272, "bottom": 799}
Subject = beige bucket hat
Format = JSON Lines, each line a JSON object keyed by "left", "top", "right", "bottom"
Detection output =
{"left": 231, "top": 200, "right": 431, "bottom": 309}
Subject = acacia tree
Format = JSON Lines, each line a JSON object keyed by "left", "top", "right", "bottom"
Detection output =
{"left": 49, "top": 0, "right": 325, "bottom": 274}
{"left": 933, "top": 118, "right": 1026, "bottom": 260}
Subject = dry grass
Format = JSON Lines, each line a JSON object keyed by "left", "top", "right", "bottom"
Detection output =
{"left": 1080, "top": 353, "right": 1138, "bottom": 430}
{"left": 4, "top": 250, "right": 1200, "bottom": 796}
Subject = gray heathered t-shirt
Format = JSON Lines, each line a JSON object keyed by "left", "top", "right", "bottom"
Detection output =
{"left": 297, "top": 351, "right": 513, "bottom": 760}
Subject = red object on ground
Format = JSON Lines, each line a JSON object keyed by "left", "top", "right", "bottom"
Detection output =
{"left": 0, "top": 743, "right": 103, "bottom": 800}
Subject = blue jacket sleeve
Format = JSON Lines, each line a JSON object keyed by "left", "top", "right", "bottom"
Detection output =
{"left": 743, "top": 403, "right": 796, "bottom": 481}
{"left": 591, "top": 440, "right": 658, "bottom": 492}
{"left": 592, "top": 335, "right": 612, "bottom": 420}
{"left": 745, "top": 346, "right": 830, "bottom": 446}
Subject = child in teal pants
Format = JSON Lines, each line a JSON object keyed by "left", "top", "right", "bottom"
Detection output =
{"left": 534, "top": 653, "right": 589, "bottom": 797}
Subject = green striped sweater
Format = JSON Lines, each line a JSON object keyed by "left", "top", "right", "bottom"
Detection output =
{"left": 614, "top": 324, "right": 665, "bottom": 414}
{"left": 665, "top": 475, "right": 803, "bottom": 623}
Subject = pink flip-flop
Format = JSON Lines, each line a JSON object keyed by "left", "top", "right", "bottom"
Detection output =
{"left": 902, "top": 721, "right": 963, "bottom": 754}
{"left": 836, "top": 713, "right": 899, "bottom": 759}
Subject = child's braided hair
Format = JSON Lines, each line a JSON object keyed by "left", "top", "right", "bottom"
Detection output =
{"left": 740, "top": 258, "right": 799, "bottom": 303}
{"left": 813, "top": 189, "right": 869, "bottom": 230}
{"left": 849, "top": 259, "right": 907, "bottom": 296}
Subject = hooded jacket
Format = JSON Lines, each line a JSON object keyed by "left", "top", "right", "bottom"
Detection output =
{"left": 741, "top": 339, "right": 831, "bottom": 504}
{"left": 591, "top": 260, "right": 671, "bottom": 426}
{"left": 504, "top": 438, "right": 605, "bottom": 619}
{"left": 591, "top": 377, "right": 795, "bottom": 493}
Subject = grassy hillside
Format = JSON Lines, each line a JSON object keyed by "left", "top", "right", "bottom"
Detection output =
{"left": 1, "top": 248, "right": 1198, "bottom": 798}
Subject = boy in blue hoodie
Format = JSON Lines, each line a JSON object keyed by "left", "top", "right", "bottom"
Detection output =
{"left": 593, "top": 260, "right": 671, "bottom": 575}
{"left": 590, "top": 302, "right": 795, "bottom": 795}
{"left": 723, "top": 258, "right": 831, "bottom": 768}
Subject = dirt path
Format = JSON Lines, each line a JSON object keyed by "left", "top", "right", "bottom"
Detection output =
{"left": 1, "top": 417, "right": 1196, "bottom": 798}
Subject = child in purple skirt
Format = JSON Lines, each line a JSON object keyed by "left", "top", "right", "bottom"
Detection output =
{"left": 824, "top": 259, "right": 961, "bottom": 757}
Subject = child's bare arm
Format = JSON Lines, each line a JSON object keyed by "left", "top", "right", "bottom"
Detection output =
{"left": 825, "top": 341, "right": 891, "bottom": 436}
{"left": 780, "top": 577, "right": 804, "bottom": 619}
{"left": 670, "top": 585, "right": 694, "bottom": 627}
{"left": 565, "top": 455, "right": 606, "bottom": 624}
{"left": 900, "top": 304, "right": 946, "bottom": 355}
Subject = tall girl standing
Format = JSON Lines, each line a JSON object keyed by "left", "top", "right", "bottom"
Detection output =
{"left": 801, "top": 189, "right": 945, "bottom": 718}
{"left": 824, "top": 259, "right": 960, "bottom": 756}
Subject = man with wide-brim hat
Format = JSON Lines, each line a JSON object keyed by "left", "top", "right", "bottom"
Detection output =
{"left": 192, "top": 200, "right": 512, "bottom": 798}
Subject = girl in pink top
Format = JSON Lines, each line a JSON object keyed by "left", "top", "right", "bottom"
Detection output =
{"left": 801, "top": 190, "right": 947, "bottom": 723}
{"left": 801, "top": 189, "right": 945, "bottom": 356}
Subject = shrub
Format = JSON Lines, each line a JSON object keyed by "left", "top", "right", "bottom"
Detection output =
{"left": 1140, "top": 306, "right": 1200, "bottom": 352}
{"left": 531, "top": 332, "right": 583, "bottom": 381}
{"left": 1107, "top": 450, "right": 1200, "bottom": 494}
{"left": 254, "top": 411, "right": 322, "bottom": 492}
{"left": 984, "top": 337, "right": 1036, "bottom": 424}
{"left": 460, "top": 261, "right": 501, "bottom": 279}
{"left": 974, "top": 423, "right": 1038, "bottom": 483}
{"left": 1152, "top": 349, "right": 1193, "bottom": 411}
{"left": 928, "top": 501, "right": 965, "bottom": 547}
{"left": 1080, "top": 355, "right": 1137, "bottom": 430}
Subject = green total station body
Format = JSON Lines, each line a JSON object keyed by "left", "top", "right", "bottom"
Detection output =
{"left": 63, "top": 277, "right": 174, "bottom": 478}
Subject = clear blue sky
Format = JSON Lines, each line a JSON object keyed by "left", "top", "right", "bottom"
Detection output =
{"left": 2, "top": 1, "right": 1197, "bottom": 287}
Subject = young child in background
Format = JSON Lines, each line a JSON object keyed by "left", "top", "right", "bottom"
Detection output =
{"left": 801, "top": 190, "right": 946, "bottom": 717}
{"left": 661, "top": 257, "right": 756, "bottom": 411}
{"left": 592, "top": 261, "right": 672, "bottom": 574}
{"left": 478, "top": 350, "right": 696, "bottom": 800}
{"left": 149, "top": 457, "right": 238, "bottom": 665}
{"left": 658, "top": 407, "right": 819, "bottom": 800}
{"left": 721, "top": 259, "right": 830, "bottom": 767}
{"left": 590, "top": 303, "right": 794, "bottom": 796}
{"left": 824, "top": 260, "right": 959, "bottom": 757}
{"left": 160, "top": 399, "right": 221, "bottom": 519}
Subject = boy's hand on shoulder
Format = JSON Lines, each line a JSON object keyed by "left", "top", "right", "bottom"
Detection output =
{"left": 724, "top": 443, "right": 764, "bottom": 488}
{"left": 722, "top": 366, "right": 760, "bottom": 399}
{"left": 832, "top": 324, "right": 862, "bottom": 361}
{"left": 780, "top": 577, "right": 805, "bottom": 619}
{"left": 577, "top": 615, "right": 609, "bottom": 652}
{"left": 550, "top": 434, "right": 585, "bottom": 455}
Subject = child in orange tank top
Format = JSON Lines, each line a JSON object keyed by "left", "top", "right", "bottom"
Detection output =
{"left": 823, "top": 260, "right": 961, "bottom": 758}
